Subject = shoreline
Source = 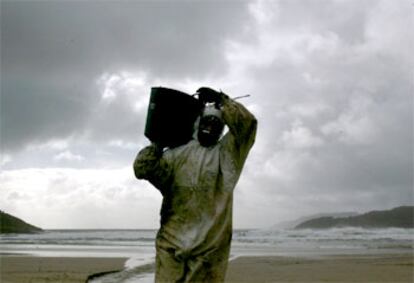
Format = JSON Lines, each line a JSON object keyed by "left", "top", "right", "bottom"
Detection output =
{"left": 1, "top": 251, "right": 413, "bottom": 283}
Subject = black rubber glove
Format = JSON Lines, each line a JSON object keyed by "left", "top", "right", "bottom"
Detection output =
{"left": 151, "top": 143, "right": 164, "bottom": 157}
{"left": 197, "top": 87, "right": 228, "bottom": 107}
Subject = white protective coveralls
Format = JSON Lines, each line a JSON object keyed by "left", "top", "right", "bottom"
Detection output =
{"left": 133, "top": 97, "right": 257, "bottom": 282}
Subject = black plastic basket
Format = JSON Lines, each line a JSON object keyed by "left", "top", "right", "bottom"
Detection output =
{"left": 144, "top": 87, "right": 202, "bottom": 148}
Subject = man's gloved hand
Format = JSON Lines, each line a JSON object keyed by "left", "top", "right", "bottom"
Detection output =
{"left": 197, "top": 87, "right": 228, "bottom": 106}
{"left": 152, "top": 143, "right": 164, "bottom": 157}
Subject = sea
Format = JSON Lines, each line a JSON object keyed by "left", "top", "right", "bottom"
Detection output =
{"left": 1, "top": 228, "right": 413, "bottom": 282}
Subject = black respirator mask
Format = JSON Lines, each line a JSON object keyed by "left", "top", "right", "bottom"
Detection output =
{"left": 197, "top": 112, "right": 224, "bottom": 147}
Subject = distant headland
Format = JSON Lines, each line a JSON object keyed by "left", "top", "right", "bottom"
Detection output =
{"left": 0, "top": 210, "right": 43, "bottom": 234}
{"left": 295, "top": 206, "right": 414, "bottom": 229}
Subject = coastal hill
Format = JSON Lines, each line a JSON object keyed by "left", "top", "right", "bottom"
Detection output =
{"left": 272, "top": 212, "right": 358, "bottom": 229}
{"left": 295, "top": 206, "right": 414, "bottom": 229}
{"left": 0, "top": 210, "right": 43, "bottom": 233}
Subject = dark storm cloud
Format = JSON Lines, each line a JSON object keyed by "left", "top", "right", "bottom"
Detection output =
{"left": 2, "top": 1, "right": 249, "bottom": 77}
{"left": 1, "top": 75, "right": 98, "bottom": 152}
{"left": 1, "top": 0, "right": 250, "bottom": 153}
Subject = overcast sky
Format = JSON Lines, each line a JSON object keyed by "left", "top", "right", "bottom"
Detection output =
{"left": 1, "top": 0, "right": 413, "bottom": 229}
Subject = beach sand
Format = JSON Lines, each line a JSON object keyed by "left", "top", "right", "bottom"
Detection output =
{"left": 225, "top": 253, "right": 414, "bottom": 282}
{"left": 0, "top": 256, "right": 127, "bottom": 283}
{"left": 1, "top": 253, "right": 413, "bottom": 283}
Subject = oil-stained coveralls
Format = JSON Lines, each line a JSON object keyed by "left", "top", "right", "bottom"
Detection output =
{"left": 133, "top": 95, "right": 257, "bottom": 282}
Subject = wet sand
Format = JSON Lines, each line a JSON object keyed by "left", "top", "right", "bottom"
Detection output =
{"left": 225, "top": 253, "right": 414, "bottom": 282}
{"left": 1, "top": 253, "right": 413, "bottom": 283}
{"left": 0, "top": 256, "right": 127, "bottom": 283}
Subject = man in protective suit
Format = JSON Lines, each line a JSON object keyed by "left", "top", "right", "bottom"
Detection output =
{"left": 133, "top": 87, "right": 257, "bottom": 282}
